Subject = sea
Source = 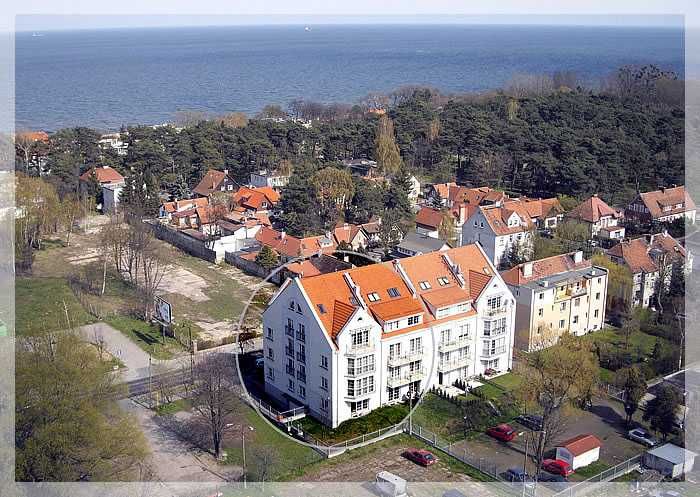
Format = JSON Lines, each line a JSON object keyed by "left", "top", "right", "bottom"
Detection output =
{"left": 15, "top": 24, "right": 685, "bottom": 132}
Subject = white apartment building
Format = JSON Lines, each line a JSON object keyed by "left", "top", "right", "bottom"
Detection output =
{"left": 262, "top": 244, "right": 516, "bottom": 428}
{"left": 501, "top": 251, "right": 609, "bottom": 352}
{"left": 461, "top": 204, "right": 534, "bottom": 268}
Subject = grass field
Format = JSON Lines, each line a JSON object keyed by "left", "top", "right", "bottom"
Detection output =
{"left": 15, "top": 277, "right": 96, "bottom": 335}
{"left": 105, "top": 315, "right": 184, "bottom": 359}
{"left": 298, "top": 404, "right": 409, "bottom": 444}
{"left": 412, "top": 393, "right": 466, "bottom": 442}
{"left": 571, "top": 460, "right": 611, "bottom": 480}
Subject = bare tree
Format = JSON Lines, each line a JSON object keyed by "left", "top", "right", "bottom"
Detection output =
{"left": 249, "top": 445, "right": 279, "bottom": 488}
{"left": 191, "top": 353, "right": 240, "bottom": 460}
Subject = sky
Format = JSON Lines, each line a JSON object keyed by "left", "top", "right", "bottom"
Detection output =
{"left": 5, "top": 1, "right": 699, "bottom": 32}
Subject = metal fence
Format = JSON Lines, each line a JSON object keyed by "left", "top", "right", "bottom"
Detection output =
{"left": 550, "top": 455, "right": 642, "bottom": 497}
{"left": 290, "top": 421, "right": 407, "bottom": 458}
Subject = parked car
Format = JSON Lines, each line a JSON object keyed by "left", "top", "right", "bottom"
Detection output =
{"left": 537, "top": 472, "right": 566, "bottom": 483}
{"left": 515, "top": 414, "right": 544, "bottom": 431}
{"left": 402, "top": 448, "right": 437, "bottom": 467}
{"left": 486, "top": 424, "right": 516, "bottom": 442}
{"left": 505, "top": 468, "right": 535, "bottom": 487}
{"left": 541, "top": 459, "right": 574, "bottom": 477}
{"left": 628, "top": 428, "right": 658, "bottom": 447}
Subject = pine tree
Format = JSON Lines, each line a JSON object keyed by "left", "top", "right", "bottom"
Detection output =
{"left": 255, "top": 245, "right": 279, "bottom": 270}
{"left": 278, "top": 162, "right": 322, "bottom": 237}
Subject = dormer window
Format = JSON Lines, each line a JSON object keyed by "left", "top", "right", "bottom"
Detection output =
{"left": 367, "top": 292, "right": 380, "bottom": 302}
{"left": 419, "top": 281, "right": 431, "bottom": 290}
{"left": 387, "top": 287, "right": 401, "bottom": 298}
{"left": 437, "top": 277, "right": 450, "bottom": 286}
{"left": 317, "top": 303, "right": 326, "bottom": 314}
{"left": 289, "top": 300, "right": 295, "bottom": 310}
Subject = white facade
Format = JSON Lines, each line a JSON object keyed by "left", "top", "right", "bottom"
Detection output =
{"left": 102, "top": 183, "right": 124, "bottom": 214}
{"left": 461, "top": 208, "right": 532, "bottom": 268}
{"left": 250, "top": 170, "right": 290, "bottom": 189}
{"left": 262, "top": 245, "right": 516, "bottom": 428}
{"left": 556, "top": 446, "right": 600, "bottom": 470}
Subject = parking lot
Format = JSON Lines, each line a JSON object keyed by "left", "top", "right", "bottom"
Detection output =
{"left": 447, "top": 396, "right": 647, "bottom": 481}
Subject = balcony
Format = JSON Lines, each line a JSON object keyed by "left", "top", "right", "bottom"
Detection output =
{"left": 438, "top": 336, "right": 470, "bottom": 353}
{"left": 285, "top": 346, "right": 294, "bottom": 358}
{"left": 387, "top": 369, "right": 425, "bottom": 388}
{"left": 345, "top": 340, "right": 375, "bottom": 357}
{"left": 284, "top": 325, "right": 294, "bottom": 338}
{"left": 482, "top": 327, "right": 507, "bottom": 338}
{"left": 438, "top": 355, "right": 470, "bottom": 372}
{"left": 482, "top": 346, "right": 507, "bottom": 358}
{"left": 345, "top": 387, "right": 375, "bottom": 400}
{"left": 347, "top": 363, "right": 376, "bottom": 378}
{"left": 484, "top": 306, "right": 507, "bottom": 318}
{"left": 387, "top": 348, "right": 424, "bottom": 367}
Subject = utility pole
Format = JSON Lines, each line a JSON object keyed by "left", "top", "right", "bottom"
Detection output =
{"left": 242, "top": 430, "right": 246, "bottom": 489}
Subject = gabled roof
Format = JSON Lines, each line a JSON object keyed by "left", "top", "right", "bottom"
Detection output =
{"left": 416, "top": 207, "right": 444, "bottom": 230}
{"left": 255, "top": 226, "right": 336, "bottom": 258}
{"left": 333, "top": 223, "right": 363, "bottom": 245}
{"left": 638, "top": 186, "right": 696, "bottom": 219}
{"left": 79, "top": 166, "right": 124, "bottom": 185}
{"left": 162, "top": 197, "right": 209, "bottom": 214}
{"left": 568, "top": 195, "right": 620, "bottom": 223}
{"left": 501, "top": 252, "right": 592, "bottom": 286}
{"left": 397, "top": 232, "right": 451, "bottom": 254}
{"left": 296, "top": 244, "right": 495, "bottom": 343}
{"left": 515, "top": 197, "right": 564, "bottom": 220}
{"left": 232, "top": 186, "right": 280, "bottom": 210}
{"left": 193, "top": 169, "right": 231, "bottom": 197}
{"left": 558, "top": 434, "right": 602, "bottom": 456}
{"left": 607, "top": 232, "right": 687, "bottom": 274}
{"left": 429, "top": 182, "right": 457, "bottom": 200}
{"left": 195, "top": 204, "right": 228, "bottom": 225}
{"left": 478, "top": 204, "right": 533, "bottom": 236}
{"left": 450, "top": 186, "right": 508, "bottom": 206}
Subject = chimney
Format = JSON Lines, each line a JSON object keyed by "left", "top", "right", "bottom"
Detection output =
{"left": 523, "top": 262, "right": 533, "bottom": 278}
{"left": 280, "top": 231, "right": 286, "bottom": 239}
{"left": 223, "top": 169, "right": 229, "bottom": 176}
{"left": 573, "top": 251, "right": 583, "bottom": 264}
{"left": 459, "top": 204, "right": 468, "bottom": 224}
{"left": 592, "top": 193, "right": 598, "bottom": 198}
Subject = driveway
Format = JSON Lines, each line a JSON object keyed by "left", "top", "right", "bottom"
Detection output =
{"left": 80, "top": 322, "right": 154, "bottom": 381}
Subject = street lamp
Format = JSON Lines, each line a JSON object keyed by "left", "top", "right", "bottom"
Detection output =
{"left": 226, "top": 424, "right": 255, "bottom": 489}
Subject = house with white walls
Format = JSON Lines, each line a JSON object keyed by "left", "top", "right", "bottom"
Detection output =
{"left": 262, "top": 244, "right": 516, "bottom": 427}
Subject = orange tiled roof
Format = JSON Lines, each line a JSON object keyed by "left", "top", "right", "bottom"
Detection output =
{"left": 450, "top": 186, "right": 508, "bottom": 206}
{"left": 162, "top": 197, "right": 209, "bottom": 213}
{"left": 17, "top": 130, "right": 49, "bottom": 142}
{"left": 639, "top": 186, "right": 696, "bottom": 220}
{"left": 79, "top": 166, "right": 124, "bottom": 185}
{"left": 501, "top": 252, "right": 592, "bottom": 286}
{"left": 568, "top": 195, "right": 620, "bottom": 223}
{"left": 333, "top": 224, "right": 363, "bottom": 244}
{"left": 480, "top": 204, "right": 534, "bottom": 236}
{"left": 297, "top": 244, "right": 495, "bottom": 342}
{"left": 416, "top": 207, "right": 443, "bottom": 230}
{"left": 559, "top": 434, "right": 602, "bottom": 456}
{"left": 256, "top": 227, "right": 336, "bottom": 258}
{"left": 232, "top": 186, "right": 280, "bottom": 210}
{"left": 431, "top": 182, "right": 457, "bottom": 200}
{"left": 513, "top": 197, "right": 564, "bottom": 220}
{"left": 195, "top": 204, "right": 228, "bottom": 225}
{"left": 193, "top": 169, "right": 228, "bottom": 197}
{"left": 607, "top": 232, "right": 686, "bottom": 274}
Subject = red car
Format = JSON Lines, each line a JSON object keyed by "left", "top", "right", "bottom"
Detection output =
{"left": 402, "top": 448, "right": 438, "bottom": 467}
{"left": 541, "top": 459, "right": 573, "bottom": 477}
{"left": 486, "top": 424, "right": 516, "bottom": 442}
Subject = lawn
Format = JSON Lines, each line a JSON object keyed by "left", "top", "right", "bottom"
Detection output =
{"left": 15, "top": 277, "right": 96, "bottom": 335}
{"left": 154, "top": 399, "right": 191, "bottom": 416}
{"left": 585, "top": 327, "right": 669, "bottom": 361}
{"left": 223, "top": 402, "right": 323, "bottom": 480}
{"left": 571, "top": 460, "right": 611, "bottom": 480}
{"left": 105, "top": 315, "right": 184, "bottom": 359}
{"left": 412, "top": 393, "right": 467, "bottom": 442}
{"left": 488, "top": 373, "right": 522, "bottom": 391}
{"left": 298, "top": 403, "right": 409, "bottom": 444}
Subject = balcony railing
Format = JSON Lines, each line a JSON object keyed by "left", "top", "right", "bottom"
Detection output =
{"left": 481, "top": 346, "right": 507, "bottom": 357}
{"left": 438, "top": 336, "right": 470, "bottom": 353}
{"left": 568, "top": 286, "right": 587, "bottom": 298}
{"left": 347, "top": 363, "right": 376, "bottom": 377}
{"left": 345, "top": 340, "right": 375, "bottom": 356}
{"left": 387, "top": 369, "right": 425, "bottom": 388}
{"left": 484, "top": 306, "right": 507, "bottom": 317}
{"left": 345, "top": 387, "right": 375, "bottom": 400}
{"left": 438, "top": 355, "right": 470, "bottom": 372}
{"left": 482, "top": 327, "right": 507, "bottom": 338}
{"left": 387, "top": 347, "right": 424, "bottom": 367}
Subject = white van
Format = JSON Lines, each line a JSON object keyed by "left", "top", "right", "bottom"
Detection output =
{"left": 376, "top": 471, "right": 408, "bottom": 497}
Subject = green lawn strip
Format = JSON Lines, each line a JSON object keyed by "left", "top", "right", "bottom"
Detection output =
{"left": 154, "top": 399, "right": 191, "bottom": 416}
{"left": 570, "top": 460, "right": 611, "bottom": 480}
{"left": 599, "top": 367, "right": 615, "bottom": 384}
{"left": 488, "top": 373, "right": 522, "bottom": 391}
{"left": 585, "top": 327, "right": 670, "bottom": 361}
{"left": 15, "top": 277, "right": 96, "bottom": 335}
{"left": 474, "top": 383, "right": 505, "bottom": 400}
{"left": 298, "top": 404, "right": 409, "bottom": 444}
{"left": 412, "top": 393, "right": 466, "bottom": 442}
{"left": 223, "top": 403, "right": 322, "bottom": 479}
{"left": 104, "top": 315, "right": 182, "bottom": 360}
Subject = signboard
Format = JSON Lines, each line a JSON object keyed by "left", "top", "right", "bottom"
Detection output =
{"left": 154, "top": 296, "right": 172, "bottom": 325}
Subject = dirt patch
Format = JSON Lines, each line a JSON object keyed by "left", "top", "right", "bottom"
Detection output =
{"left": 159, "top": 265, "right": 210, "bottom": 302}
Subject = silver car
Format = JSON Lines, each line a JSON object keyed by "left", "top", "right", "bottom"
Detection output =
{"left": 628, "top": 428, "right": 657, "bottom": 447}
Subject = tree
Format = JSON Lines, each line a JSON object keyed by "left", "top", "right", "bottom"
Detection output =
{"left": 217, "top": 112, "right": 249, "bottom": 128}
{"left": 191, "top": 353, "right": 240, "bottom": 460}
{"left": 16, "top": 331, "right": 148, "bottom": 480}
{"left": 617, "top": 367, "right": 647, "bottom": 427}
{"left": 377, "top": 210, "right": 403, "bottom": 258}
{"left": 643, "top": 384, "right": 682, "bottom": 440}
{"left": 438, "top": 210, "right": 457, "bottom": 245}
{"left": 592, "top": 254, "right": 634, "bottom": 314}
{"left": 255, "top": 245, "right": 279, "bottom": 270}
{"left": 374, "top": 115, "right": 402, "bottom": 176}
{"left": 518, "top": 334, "right": 599, "bottom": 468}
{"left": 278, "top": 162, "right": 322, "bottom": 237}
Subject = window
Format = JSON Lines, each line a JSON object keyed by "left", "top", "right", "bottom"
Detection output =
{"left": 347, "top": 376, "right": 375, "bottom": 397}
{"left": 437, "top": 276, "right": 450, "bottom": 286}
{"left": 350, "top": 399, "right": 370, "bottom": 416}
{"left": 298, "top": 385, "right": 306, "bottom": 398}
{"left": 407, "top": 315, "right": 420, "bottom": 326}
{"left": 297, "top": 323, "right": 306, "bottom": 342}
{"left": 410, "top": 337, "right": 422, "bottom": 353}
{"left": 288, "top": 379, "right": 295, "bottom": 392}
{"left": 419, "top": 281, "right": 431, "bottom": 290}
{"left": 560, "top": 302, "right": 566, "bottom": 311}
{"left": 458, "top": 323, "right": 470, "bottom": 339}
{"left": 574, "top": 298, "right": 580, "bottom": 307}
{"left": 387, "top": 287, "right": 401, "bottom": 298}
{"left": 320, "top": 398, "right": 329, "bottom": 411}
{"left": 266, "top": 327, "right": 273, "bottom": 340}
{"left": 487, "top": 296, "right": 502, "bottom": 310}
{"left": 389, "top": 343, "right": 402, "bottom": 359}
{"left": 289, "top": 300, "right": 295, "bottom": 310}
{"left": 386, "top": 320, "right": 399, "bottom": 331}
{"left": 320, "top": 355, "right": 329, "bottom": 370}
{"left": 594, "top": 309, "right": 599, "bottom": 318}
{"left": 317, "top": 303, "right": 326, "bottom": 314}
{"left": 297, "top": 364, "right": 306, "bottom": 383}
{"left": 573, "top": 315, "right": 579, "bottom": 324}
{"left": 484, "top": 318, "right": 506, "bottom": 336}
{"left": 266, "top": 367, "right": 274, "bottom": 380}
{"left": 440, "top": 329, "right": 451, "bottom": 343}
{"left": 351, "top": 330, "right": 370, "bottom": 347}
{"left": 559, "top": 319, "right": 565, "bottom": 329}
{"left": 367, "top": 292, "right": 380, "bottom": 302}
{"left": 321, "top": 377, "right": 329, "bottom": 391}
{"left": 595, "top": 292, "right": 601, "bottom": 301}
{"left": 538, "top": 293, "right": 544, "bottom": 300}
{"left": 267, "top": 348, "right": 274, "bottom": 360}
{"left": 538, "top": 308, "right": 543, "bottom": 317}
{"left": 388, "top": 387, "right": 400, "bottom": 401}
{"left": 347, "top": 355, "right": 375, "bottom": 376}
